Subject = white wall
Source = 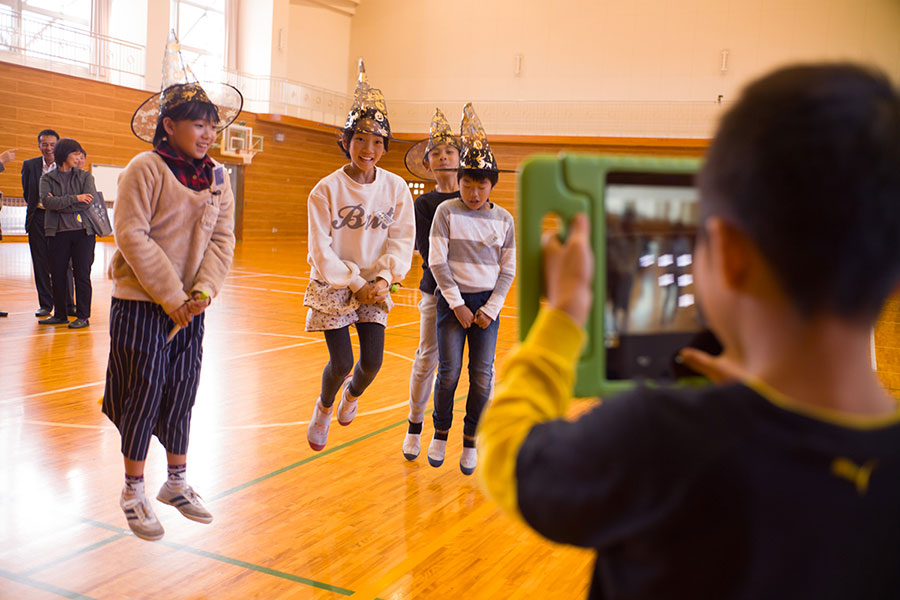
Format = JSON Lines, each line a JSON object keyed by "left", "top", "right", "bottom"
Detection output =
{"left": 237, "top": 0, "right": 275, "bottom": 76}
{"left": 270, "top": 0, "right": 291, "bottom": 80}
{"left": 286, "top": 1, "right": 352, "bottom": 93}
{"left": 139, "top": 0, "right": 900, "bottom": 136}
{"left": 347, "top": 0, "right": 900, "bottom": 103}
{"left": 144, "top": 0, "right": 170, "bottom": 91}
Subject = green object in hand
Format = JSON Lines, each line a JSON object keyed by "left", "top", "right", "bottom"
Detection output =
{"left": 390, "top": 283, "right": 400, "bottom": 293}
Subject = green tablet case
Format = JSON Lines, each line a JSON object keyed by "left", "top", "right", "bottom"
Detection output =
{"left": 517, "top": 153, "right": 703, "bottom": 397}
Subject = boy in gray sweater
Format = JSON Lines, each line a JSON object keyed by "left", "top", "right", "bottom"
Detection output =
{"left": 427, "top": 104, "right": 515, "bottom": 475}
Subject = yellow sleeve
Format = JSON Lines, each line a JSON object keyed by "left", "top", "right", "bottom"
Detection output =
{"left": 477, "top": 307, "right": 586, "bottom": 521}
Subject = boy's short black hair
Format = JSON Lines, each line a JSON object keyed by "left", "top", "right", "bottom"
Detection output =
{"left": 458, "top": 168, "right": 498, "bottom": 188}
{"left": 699, "top": 63, "right": 900, "bottom": 321}
{"left": 338, "top": 127, "right": 389, "bottom": 159}
{"left": 153, "top": 101, "right": 220, "bottom": 147}
{"left": 53, "top": 138, "right": 85, "bottom": 167}
{"left": 38, "top": 129, "right": 59, "bottom": 142}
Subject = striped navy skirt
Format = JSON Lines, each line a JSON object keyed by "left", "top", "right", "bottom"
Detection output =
{"left": 102, "top": 298, "right": 205, "bottom": 460}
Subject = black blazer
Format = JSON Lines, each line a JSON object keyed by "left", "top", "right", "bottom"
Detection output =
{"left": 21, "top": 156, "right": 47, "bottom": 232}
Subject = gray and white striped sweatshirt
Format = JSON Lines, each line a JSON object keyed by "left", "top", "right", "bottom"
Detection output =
{"left": 428, "top": 199, "right": 516, "bottom": 320}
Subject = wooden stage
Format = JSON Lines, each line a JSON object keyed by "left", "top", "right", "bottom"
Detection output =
{"left": 0, "top": 239, "right": 595, "bottom": 599}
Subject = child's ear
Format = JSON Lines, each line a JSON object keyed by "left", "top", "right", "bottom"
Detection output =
{"left": 707, "top": 217, "right": 751, "bottom": 291}
{"left": 162, "top": 116, "right": 176, "bottom": 138}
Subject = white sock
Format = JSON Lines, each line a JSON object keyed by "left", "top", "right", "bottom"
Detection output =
{"left": 166, "top": 463, "right": 186, "bottom": 489}
{"left": 124, "top": 475, "right": 145, "bottom": 498}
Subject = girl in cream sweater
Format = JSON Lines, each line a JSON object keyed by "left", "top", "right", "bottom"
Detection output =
{"left": 102, "top": 63, "right": 242, "bottom": 541}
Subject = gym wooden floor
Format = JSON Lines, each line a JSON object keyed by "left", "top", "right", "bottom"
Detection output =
{"left": 0, "top": 239, "right": 595, "bottom": 600}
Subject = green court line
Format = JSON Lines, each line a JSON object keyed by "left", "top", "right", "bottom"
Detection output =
{"left": 208, "top": 416, "right": 411, "bottom": 501}
{"left": 79, "top": 518, "right": 123, "bottom": 534}
{"left": 19, "top": 533, "right": 127, "bottom": 577}
{"left": 77, "top": 517, "right": 357, "bottom": 595}
{"left": 0, "top": 567, "right": 96, "bottom": 600}
{"left": 65, "top": 397, "right": 466, "bottom": 598}
{"left": 157, "top": 541, "right": 356, "bottom": 596}
{"left": 209, "top": 395, "right": 466, "bottom": 502}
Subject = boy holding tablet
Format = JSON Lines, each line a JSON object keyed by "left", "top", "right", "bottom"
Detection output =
{"left": 479, "top": 64, "right": 900, "bottom": 598}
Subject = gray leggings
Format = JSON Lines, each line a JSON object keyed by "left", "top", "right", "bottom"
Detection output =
{"left": 319, "top": 322, "right": 385, "bottom": 407}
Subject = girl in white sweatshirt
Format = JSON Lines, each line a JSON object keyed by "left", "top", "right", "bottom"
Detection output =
{"left": 304, "top": 62, "right": 414, "bottom": 451}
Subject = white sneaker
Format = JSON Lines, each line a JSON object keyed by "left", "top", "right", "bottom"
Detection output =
{"left": 336, "top": 382, "right": 358, "bottom": 426}
{"left": 460, "top": 446, "right": 478, "bottom": 476}
{"left": 157, "top": 482, "right": 213, "bottom": 524}
{"left": 307, "top": 398, "right": 332, "bottom": 451}
{"left": 120, "top": 488, "right": 164, "bottom": 541}
{"left": 427, "top": 435, "right": 446, "bottom": 467}
{"left": 402, "top": 432, "right": 421, "bottom": 461}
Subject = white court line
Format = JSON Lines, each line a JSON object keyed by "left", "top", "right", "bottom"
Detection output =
{"left": 3, "top": 381, "right": 106, "bottom": 403}
{"left": 382, "top": 349, "right": 414, "bottom": 363}
{"left": 385, "top": 319, "right": 419, "bottom": 330}
{"left": 214, "top": 400, "right": 410, "bottom": 430}
{"left": 223, "top": 284, "right": 303, "bottom": 296}
{"left": 229, "top": 270, "right": 310, "bottom": 281}
{"left": 223, "top": 283, "right": 517, "bottom": 316}
{"left": 228, "top": 339, "right": 322, "bottom": 360}
{"left": 5, "top": 420, "right": 117, "bottom": 431}
{"left": 0, "top": 329, "right": 109, "bottom": 343}
{"left": 3, "top": 298, "right": 425, "bottom": 428}
{"left": 228, "top": 330, "right": 319, "bottom": 340}
{"left": 8, "top": 400, "right": 412, "bottom": 432}
{"left": 223, "top": 275, "right": 520, "bottom": 316}
{"left": 0, "top": 322, "right": 419, "bottom": 406}
{"left": 223, "top": 284, "right": 273, "bottom": 292}
{"left": 0, "top": 337, "right": 325, "bottom": 406}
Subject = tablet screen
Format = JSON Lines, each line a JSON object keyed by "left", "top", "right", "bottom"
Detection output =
{"left": 604, "top": 172, "right": 718, "bottom": 380}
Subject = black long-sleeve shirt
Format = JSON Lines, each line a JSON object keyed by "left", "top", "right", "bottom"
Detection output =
{"left": 414, "top": 189, "right": 459, "bottom": 294}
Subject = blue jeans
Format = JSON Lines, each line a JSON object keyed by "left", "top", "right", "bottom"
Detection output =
{"left": 433, "top": 290, "right": 499, "bottom": 437}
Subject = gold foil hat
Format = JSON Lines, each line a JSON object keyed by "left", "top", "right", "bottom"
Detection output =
{"left": 404, "top": 107, "right": 460, "bottom": 180}
{"left": 458, "top": 103, "right": 501, "bottom": 172}
{"left": 343, "top": 59, "right": 391, "bottom": 138}
{"left": 131, "top": 30, "right": 243, "bottom": 144}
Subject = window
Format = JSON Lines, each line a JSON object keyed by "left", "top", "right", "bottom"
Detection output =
{"left": 0, "top": 0, "right": 145, "bottom": 87}
{"left": 109, "top": 0, "right": 147, "bottom": 48}
{"left": 0, "top": 0, "right": 92, "bottom": 67}
{"left": 171, "top": 0, "right": 225, "bottom": 82}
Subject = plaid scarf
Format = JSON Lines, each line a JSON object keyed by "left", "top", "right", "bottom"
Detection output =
{"left": 154, "top": 140, "right": 215, "bottom": 192}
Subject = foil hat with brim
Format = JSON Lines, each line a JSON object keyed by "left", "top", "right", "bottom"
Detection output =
{"left": 404, "top": 107, "right": 460, "bottom": 180}
{"left": 130, "top": 30, "right": 243, "bottom": 144}
{"left": 131, "top": 81, "right": 243, "bottom": 143}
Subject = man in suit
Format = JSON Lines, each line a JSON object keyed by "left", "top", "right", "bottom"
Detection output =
{"left": 22, "top": 129, "right": 74, "bottom": 317}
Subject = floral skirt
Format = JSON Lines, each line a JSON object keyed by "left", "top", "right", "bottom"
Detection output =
{"left": 303, "top": 280, "right": 393, "bottom": 331}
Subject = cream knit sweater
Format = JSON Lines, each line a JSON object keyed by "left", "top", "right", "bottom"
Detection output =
{"left": 109, "top": 151, "right": 235, "bottom": 314}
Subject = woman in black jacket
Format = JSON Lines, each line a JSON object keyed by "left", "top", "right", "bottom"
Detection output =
{"left": 39, "top": 138, "right": 97, "bottom": 328}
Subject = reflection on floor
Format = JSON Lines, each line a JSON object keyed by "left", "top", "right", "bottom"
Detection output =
{"left": 0, "top": 239, "right": 595, "bottom": 600}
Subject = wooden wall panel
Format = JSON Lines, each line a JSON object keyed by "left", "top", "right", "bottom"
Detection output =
{"left": 1, "top": 61, "right": 704, "bottom": 240}
{"left": 1, "top": 60, "right": 897, "bottom": 388}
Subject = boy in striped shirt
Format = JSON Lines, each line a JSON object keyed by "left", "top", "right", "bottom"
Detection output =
{"left": 427, "top": 104, "right": 515, "bottom": 475}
